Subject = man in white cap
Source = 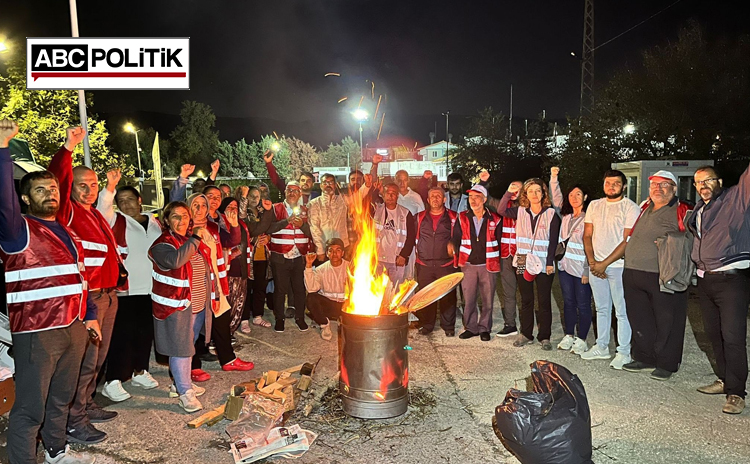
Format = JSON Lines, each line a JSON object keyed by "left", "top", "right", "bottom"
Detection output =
{"left": 451, "top": 184, "right": 502, "bottom": 341}
{"left": 621, "top": 170, "right": 692, "bottom": 381}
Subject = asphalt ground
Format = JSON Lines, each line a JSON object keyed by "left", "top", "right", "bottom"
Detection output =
{"left": 1, "top": 281, "right": 749, "bottom": 464}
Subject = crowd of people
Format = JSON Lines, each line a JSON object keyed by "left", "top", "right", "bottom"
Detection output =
{"left": 1, "top": 117, "right": 749, "bottom": 463}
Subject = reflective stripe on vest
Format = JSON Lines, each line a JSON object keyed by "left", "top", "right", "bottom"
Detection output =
{"left": 5, "top": 263, "right": 80, "bottom": 283}
{"left": 7, "top": 283, "right": 84, "bottom": 304}
{"left": 515, "top": 208, "right": 556, "bottom": 260}
{"left": 457, "top": 211, "right": 501, "bottom": 272}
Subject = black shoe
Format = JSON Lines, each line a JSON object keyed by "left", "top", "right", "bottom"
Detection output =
{"left": 296, "top": 318, "right": 309, "bottom": 332}
{"left": 444, "top": 330, "right": 455, "bottom": 337}
{"left": 496, "top": 325, "right": 518, "bottom": 337}
{"left": 199, "top": 352, "right": 218, "bottom": 363}
{"left": 409, "top": 321, "right": 420, "bottom": 330}
{"left": 285, "top": 307, "right": 296, "bottom": 319}
{"left": 275, "top": 319, "right": 285, "bottom": 333}
{"left": 459, "top": 330, "right": 478, "bottom": 339}
{"left": 67, "top": 423, "right": 107, "bottom": 444}
{"left": 418, "top": 327, "right": 433, "bottom": 336}
{"left": 86, "top": 407, "right": 117, "bottom": 423}
{"left": 622, "top": 361, "right": 655, "bottom": 372}
{"left": 651, "top": 368, "right": 673, "bottom": 381}
{"left": 480, "top": 332, "right": 491, "bottom": 342}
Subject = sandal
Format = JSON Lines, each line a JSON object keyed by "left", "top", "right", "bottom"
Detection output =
{"left": 253, "top": 317, "right": 271, "bottom": 328}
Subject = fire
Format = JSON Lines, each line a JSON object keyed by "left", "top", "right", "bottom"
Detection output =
{"left": 343, "top": 185, "right": 413, "bottom": 315}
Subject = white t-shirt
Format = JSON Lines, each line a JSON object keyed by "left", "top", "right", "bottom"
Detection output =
{"left": 584, "top": 197, "right": 640, "bottom": 268}
{"left": 398, "top": 188, "right": 425, "bottom": 215}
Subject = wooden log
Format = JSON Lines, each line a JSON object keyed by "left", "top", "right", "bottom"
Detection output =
{"left": 276, "top": 377, "right": 298, "bottom": 388}
{"left": 260, "top": 382, "right": 283, "bottom": 394}
{"left": 266, "top": 370, "right": 279, "bottom": 384}
{"left": 280, "top": 364, "right": 304, "bottom": 375}
{"left": 187, "top": 404, "right": 226, "bottom": 428}
{"left": 297, "top": 375, "right": 312, "bottom": 392}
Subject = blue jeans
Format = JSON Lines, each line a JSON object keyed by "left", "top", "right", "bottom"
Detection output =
{"left": 170, "top": 310, "right": 205, "bottom": 395}
{"left": 589, "top": 266, "right": 631, "bottom": 355}
{"left": 558, "top": 270, "right": 592, "bottom": 339}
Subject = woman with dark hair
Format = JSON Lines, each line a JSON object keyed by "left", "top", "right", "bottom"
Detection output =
{"left": 148, "top": 201, "right": 212, "bottom": 412}
{"left": 236, "top": 185, "right": 275, "bottom": 333}
{"left": 550, "top": 167, "right": 592, "bottom": 355}
{"left": 498, "top": 177, "right": 561, "bottom": 351}
{"left": 219, "top": 195, "right": 274, "bottom": 334}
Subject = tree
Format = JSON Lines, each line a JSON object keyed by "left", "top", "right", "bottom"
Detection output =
{"left": 169, "top": 100, "right": 220, "bottom": 173}
{"left": 215, "top": 138, "right": 259, "bottom": 178}
{"left": 109, "top": 126, "right": 170, "bottom": 176}
{"left": 0, "top": 56, "right": 131, "bottom": 175}
{"left": 321, "top": 136, "right": 361, "bottom": 168}
{"left": 284, "top": 136, "right": 321, "bottom": 180}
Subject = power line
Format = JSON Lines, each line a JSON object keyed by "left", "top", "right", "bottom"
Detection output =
{"left": 593, "top": 0, "right": 685, "bottom": 52}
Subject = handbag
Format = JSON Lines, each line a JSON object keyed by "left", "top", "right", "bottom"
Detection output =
{"left": 555, "top": 216, "right": 584, "bottom": 262}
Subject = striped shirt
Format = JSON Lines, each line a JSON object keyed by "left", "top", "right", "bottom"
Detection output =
{"left": 190, "top": 254, "right": 207, "bottom": 313}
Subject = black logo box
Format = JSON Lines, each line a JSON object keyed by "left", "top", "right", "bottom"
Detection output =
{"left": 31, "top": 44, "right": 89, "bottom": 71}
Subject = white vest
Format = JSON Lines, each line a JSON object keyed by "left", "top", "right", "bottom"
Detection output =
{"left": 513, "top": 208, "right": 557, "bottom": 265}
{"left": 558, "top": 213, "right": 587, "bottom": 277}
{"left": 374, "top": 204, "right": 410, "bottom": 264}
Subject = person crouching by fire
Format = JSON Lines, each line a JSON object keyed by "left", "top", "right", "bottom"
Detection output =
{"left": 304, "top": 238, "right": 349, "bottom": 341}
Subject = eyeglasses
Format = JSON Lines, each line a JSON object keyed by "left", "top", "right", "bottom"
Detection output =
{"left": 694, "top": 178, "right": 719, "bottom": 187}
{"left": 649, "top": 181, "right": 675, "bottom": 189}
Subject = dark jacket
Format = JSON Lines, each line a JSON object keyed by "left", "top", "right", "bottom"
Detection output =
{"left": 687, "top": 164, "right": 750, "bottom": 271}
{"left": 415, "top": 209, "right": 456, "bottom": 267}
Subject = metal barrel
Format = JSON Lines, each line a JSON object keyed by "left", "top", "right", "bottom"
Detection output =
{"left": 338, "top": 312, "right": 409, "bottom": 419}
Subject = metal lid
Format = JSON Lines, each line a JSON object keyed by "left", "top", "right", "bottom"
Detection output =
{"left": 402, "top": 272, "right": 464, "bottom": 312}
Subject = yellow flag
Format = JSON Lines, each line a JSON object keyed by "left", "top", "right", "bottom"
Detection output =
{"left": 152, "top": 132, "right": 164, "bottom": 209}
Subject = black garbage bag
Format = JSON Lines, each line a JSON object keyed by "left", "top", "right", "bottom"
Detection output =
{"left": 492, "top": 360, "right": 593, "bottom": 464}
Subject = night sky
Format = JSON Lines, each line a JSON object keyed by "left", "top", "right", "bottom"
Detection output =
{"left": 2, "top": 0, "right": 747, "bottom": 146}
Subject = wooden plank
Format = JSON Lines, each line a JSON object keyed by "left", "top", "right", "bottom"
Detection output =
{"left": 256, "top": 378, "right": 266, "bottom": 390}
{"left": 260, "top": 382, "right": 283, "bottom": 394}
{"left": 187, "top": 404, "right": 226, "bottom": 428}
{"left": 276, "top": 377, "right": 298, "bottom": 387}
{"left": 266, "top": 370, "right": 279, "bottom": 384}
{"left": 298, "top": 375, "right": 312, "bottom": 392}
{"left": 278, "top": 371, "right": 291, "bottom": 380}
{"left": 280, "top": 364, "right": 304, "bottom": 374}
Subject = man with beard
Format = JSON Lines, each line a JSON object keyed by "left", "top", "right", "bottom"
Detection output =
{"left": 49, "top": 127, "right": 123, "bottom": 444}
{"left": 445, "top": 172, "right": 468, "bottom": 212}
{"left": 580, "top": 170, "right": 640, "bottom": 369}
{"left": 308, "top": 173, "right": 349, "bottom": 262}
{"left": 689, "top": 165, "right": 750, "bottom": 414}
{"left": 0, "top": 119, "right": 98, "bottom": 464}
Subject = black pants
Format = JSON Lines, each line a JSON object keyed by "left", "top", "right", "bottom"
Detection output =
{"left": 623, "top": 269, "right": 688, "bottom": 372}
{"left": 8, "top": 322, "right": 87, "bottom": 463}
{"left": 105, "top": 294, "right": 154, "bottom": 382}
{"left": 192, "top": 310, "right": 236, "bottom": 368}
{"left": 243, "top": 260, "right": 270, "bottom": 320}
{"left": 697, "top": 273, "right": 750, "bottom": 397}
{"left": 269, "top": 253, "right": 306, "bottom": 322}
{"left": 415, "top": 264, "right": 457, "bottom": 332}
{"left": 516, "top": 272, "right": 554, "bottom": 341}
{"left": 307, "top": 292, "right": 344, "bottom": 325}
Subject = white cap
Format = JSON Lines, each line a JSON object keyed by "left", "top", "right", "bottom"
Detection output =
{"left": 648, "top": 170, "right": 677, "bottom": 185}
{"left": 467, "top": 184, "right": 488, "bottom": 197}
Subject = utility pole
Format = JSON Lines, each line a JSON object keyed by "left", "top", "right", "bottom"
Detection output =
{"left": 442, "top": 111, "right": 450, "bottom": 176}
{"left": 69, "top": 0, "right": 92, "bottom": 167}
{"left": 508, "top": 84, "right": 513, "bottom": 140}
{"left": 580, "top": 0, "right": 595, "bottom": 115}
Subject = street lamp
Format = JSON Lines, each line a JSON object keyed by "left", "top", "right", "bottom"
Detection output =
{"left": 353, "top": 109, "right": 368, "bottom": 164}
{"left": 124, "top": 122, "right": 143, "bottom": 190}
{"left": 0, "top": 40, "right": 9, "bottom": 54}
{"left": 623, "top": 123, "right": 636, "bottom": 135}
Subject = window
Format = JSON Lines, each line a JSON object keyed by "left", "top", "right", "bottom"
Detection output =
{"left": 626, "top": 176, "right": 638, "bottom": 203}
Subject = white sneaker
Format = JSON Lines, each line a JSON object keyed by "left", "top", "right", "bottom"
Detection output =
{"left": 179, "top": 389, "right": 203, "bottom": 413}
{"left": 320, "top": 324, "right": 332, "bottom": 341}
{"left": 169, "top": 383, "right": 205, "bottom": 398}
{"left": 240, "top": 320, "right": 252, "bottom": 334}
{"left": 557, "top": 335, "right": 575, "bottom": 351}
{"left": 580, "top": 344, "right": 612, "bottom": 360}
{"left": 101, "top": 380, "right": 131, "bottom": 402}
{"left": 45, "top": 444, "right": 96, "bottom": 464}
{"left": 131, "top": 371, "right": 159, "bottom": 389}
{"left": 571, "top": 337, "right": 588, "bottom": 355}
{"left": 609, "top": 352, "right": 632, "bottom": 370}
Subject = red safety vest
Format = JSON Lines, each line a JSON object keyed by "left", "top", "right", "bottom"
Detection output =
{"left": 149, "top": 231, "right": 192, "bottom": 320}
{"left": 66, "top": 202, "right": 120, "bottom": 290}
{"left": 229, "top": 219, "right": 253, "bottom": 276}
{"left": 112, "top": 213, "right": 129, "bottom": 260}
{"left": 500, "top": 200, "right": 517, "bottom": 258}
{"left": 268, "top": 203, "right": 311, "bottom": 255}
{"left": 198, "top": 220, "right": 230, "bottom": 296}
{"left": 457, "top": 210, "right": 502, "bottom": 272}
{"left": 1, "top": 217, "right": 87, "bottom": 333}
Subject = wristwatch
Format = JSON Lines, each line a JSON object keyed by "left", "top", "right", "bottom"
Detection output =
{"left": 191, "top": 233, "right": 203, "bottom": 241}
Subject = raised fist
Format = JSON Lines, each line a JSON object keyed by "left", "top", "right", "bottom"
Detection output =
{"left": 423, "top": 170, "right": 433, "bottom": 179}
{"left": 255, "top": 234, "right": 269, "bottom": 247}
{"left": 225, "top": 208, "right": 239, "bottom": 227}
{"left": 239, "top": 185, "right": 249, "bottom": 197}
{"left": 372, "top": 154, "right": 383, "bottom": 164}
{"left": 64, "top": 126, "right": 87, "bottom": 151}
{"left": 305, "top": 253, "right": 317, "bottom": 267}
{"left": 210, "top": 159, "right": 220, "bottom": 175}
{"left": 180, "top": 164, "right": 196, "bottom": 178}
{"left": 261, "top": 199, "right": 273, "bottom": 211}
{"left": 479, "top": 170, "right": 490, "bottom": 182}
{"left": 0, "top": 119, "right": 19, "bottom": 148}
{"left": 263, "top": 150, "right": 274, "bottom": 163}
{"left": 106, "top": 169, "right": 121, "bottom": 193}
{"left": 508, "top": 183, "right": 521, "bottom": 194}
{"left": 551, "top": 166, "right": 560, "bottom": 178}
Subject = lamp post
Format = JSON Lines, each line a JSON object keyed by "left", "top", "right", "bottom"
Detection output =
{"left": 124, "top": 123, "right": 143, "bottom": 191}
{"left": 68, "top": 0, "right": 93, "bottom": 168}
{"left": 442, "top": 111, "right": 450, "bottom": 176}
{"left": 0, "top": 40, "right": 9, "bottom": 54}
{"left": 353, "top": 109, "right": 368, "bottom": 164}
